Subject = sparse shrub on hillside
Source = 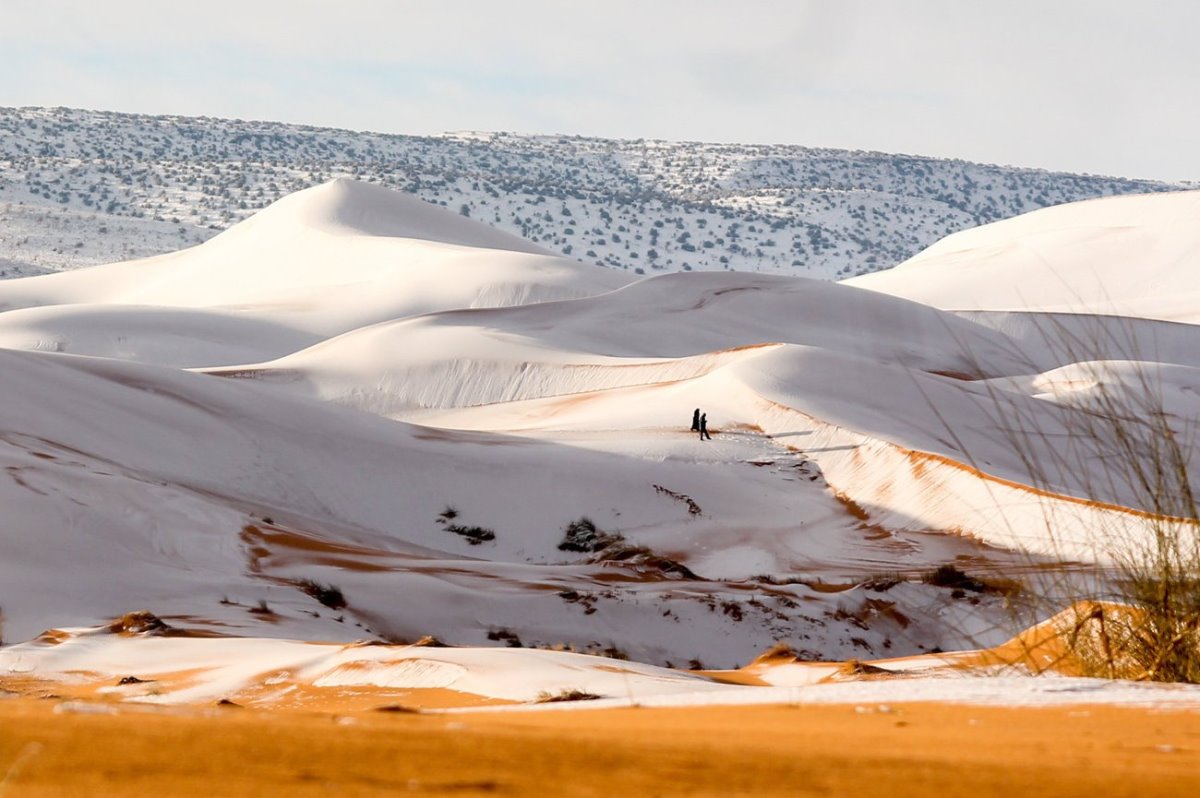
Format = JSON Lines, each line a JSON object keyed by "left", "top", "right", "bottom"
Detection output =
{"left": 295, "top": 578, "right": 346, "bottom": 610}
{"left": 487, "top": 628, "right": 523, "bottom": 648}
{"left": 922, "top": 564, "right": 987, "bottom": 593}
{"left": 557, "top": 517, "right": 698, "bottom": 579}
{"left": 557, "top": 589, "right": 599, "bottom": 614}
{"left": 445, "top": 524, "right": 495, "bottom": 545}
{"left": 652, "top": 484, "right": 702, "bottom": 516}
{"left": 410, "top": 635, "right": 448, "bottom": 648}
{"left": 589, "top": 644, "right": 629, "bottom": 661}
{"left": 597, "top": 543, "right": 700, "bottom": 581}
{"left": 861, "top": 573, "right": 904, "bottom": 592}
{"left": 436, "top": 506, "right": 495, "bottom": 545}
{"left": 535, "top": 689, "right": 603, "bottom": 703}
{"left": 107, "top": 611, "right": 171, "bottom": 635}
{"left": 558, "top": 517, "right": 618, "bottom": 552}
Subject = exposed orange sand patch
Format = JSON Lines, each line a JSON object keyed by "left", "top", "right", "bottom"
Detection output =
{"left": 697, "top": 668, "right": 769, "bottom": 686}
{"left": 0, "top": 666, "right": 215, "bottom": 704}
{"left": 31, "top": 629, "right": 71, "bottom": 646}
{"left": 228, "top": 683, "right": 515, "bottom": 712}
{"left": 949, "top": 601, "right": 1168, "bottom": 680}
{"left": 1, "top": 668, "right": 511, "bottom": 713}
{"left": 2, "top": 631, "right": 531, "bottom": 712}
{"left": 710, "top": 608, "right": 1127, "bottom": 687}
{"left": 1, "top": 698, "right": 1198, "bottom": 797}
{"left": 240, "top": 524, "right": 421, "bottom": 574}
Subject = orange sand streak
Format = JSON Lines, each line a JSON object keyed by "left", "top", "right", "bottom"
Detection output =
{"left": 905, "top": 448, "right": 1200, "bottom": 524}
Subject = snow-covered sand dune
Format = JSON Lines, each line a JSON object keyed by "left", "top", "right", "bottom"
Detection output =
{"left": 845, "top": 189, "right": 1200, "bottom": 321}
{"left": 7, "top": 613, "right": 1200, "bottom": 712}
{"left": 207, "top": 265, "right": 1200, "bottom": 563}
{"left": 0, "top": 343, "right": 997, "bottom": 663}
{"left": 0, "top": 179, "right": 630, "bottom": 363}
{"left": 2, "top": 179, "right": 1199, "bottom": 691}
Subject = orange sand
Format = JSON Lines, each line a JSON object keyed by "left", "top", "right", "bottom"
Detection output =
{"left": 0, "top": 698, "right": 1198, "bottom": 797}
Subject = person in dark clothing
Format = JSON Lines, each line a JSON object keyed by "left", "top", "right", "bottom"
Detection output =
{"left": 700, "top": 413, "right": 712, "bottom": 441}
{"left": 691, "top": 408, "right": 701, "bottom": 432}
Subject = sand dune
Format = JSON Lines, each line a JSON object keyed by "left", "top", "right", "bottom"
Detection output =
{"left": 845, "top": 189, "right": 1200, "bottom": 321}
{"left": 5, "top": 613, "right": 1200, "bottom": 714}
{"left": 2, "top": 179, "right": 1199, "bottom": 701}
{"left": 0, "top": 179, "right": 630, "bottom": 359}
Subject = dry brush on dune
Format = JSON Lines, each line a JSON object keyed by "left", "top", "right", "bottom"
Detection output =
{"left": 934, "top": 314, "right": 1200, "bottom": 683}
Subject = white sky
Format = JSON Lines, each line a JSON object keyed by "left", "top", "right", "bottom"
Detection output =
{"left": 2, "top": 1, "right": 1197, "bottom": 181}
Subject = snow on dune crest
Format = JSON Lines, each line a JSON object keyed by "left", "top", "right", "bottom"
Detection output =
{"left": 214, "top": 270, "right": 1038, "bottom": 416}
{"left": 844, "top": 190, "right": 1200, "bottom": 321}
{"left": 435, "top": 270, "right": 1029, "bottom": 367}
{"left": 0, "top": 179, "right": 630, "bottom": 351}
{"left": 230, "top": 177, "right": 554, "bottom": 254}
{"left": 214, "top": 333, "right": 783, "bottom": 418}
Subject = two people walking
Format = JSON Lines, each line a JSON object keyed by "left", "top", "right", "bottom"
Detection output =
{"left": 691, "top": 408, "right": 712, "bottom": 441}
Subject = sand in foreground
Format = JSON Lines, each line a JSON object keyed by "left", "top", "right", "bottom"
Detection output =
{"left": 0, "top": 699, "right": 1198, "bottom": 796}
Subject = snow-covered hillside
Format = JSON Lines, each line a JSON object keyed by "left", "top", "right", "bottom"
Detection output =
{"left": 0, "top": 106, "right": 1181, "bottom": 280}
